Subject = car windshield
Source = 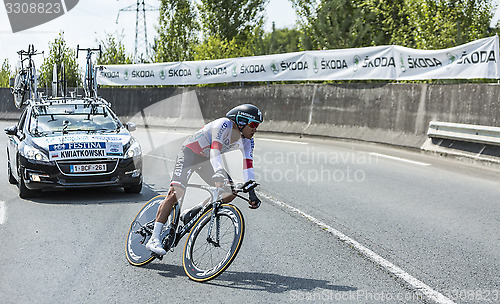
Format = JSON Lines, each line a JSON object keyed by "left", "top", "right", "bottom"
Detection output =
{"left": 28, "top": 103, "right": 120, "bottom": 136}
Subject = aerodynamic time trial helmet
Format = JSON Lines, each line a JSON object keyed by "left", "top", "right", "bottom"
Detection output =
{"left": 226, "top": 104, "right": 263, "bottom": 130}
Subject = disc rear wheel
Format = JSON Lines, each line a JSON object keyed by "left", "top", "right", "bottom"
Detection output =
{"left": 125, "top": 195, "right": 165, "bottom": 266}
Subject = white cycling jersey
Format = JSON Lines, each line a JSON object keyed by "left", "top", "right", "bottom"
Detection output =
{"left": 183, "top": 118, "right": 255, "bottom": 181}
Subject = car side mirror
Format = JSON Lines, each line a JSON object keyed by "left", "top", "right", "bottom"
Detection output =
{"left": 125, "top": 122, "right": 137, "bottom": 132}
{"left": 4, "top": 125, "right": 17, "bottom": 135}
{"left": 9, "top": 77, "right": 15, "bottom": 87}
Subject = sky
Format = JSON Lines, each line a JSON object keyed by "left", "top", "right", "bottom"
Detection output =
{"left": 0, "top": 0, "right": 297, "bottom": 70}
{"left": 2, "top": 0, "right": 500, "bottom": 72}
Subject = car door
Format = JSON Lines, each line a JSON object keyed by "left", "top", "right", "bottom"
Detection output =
{"left": 8, "top": 108, "right": 29, "bottom": 180}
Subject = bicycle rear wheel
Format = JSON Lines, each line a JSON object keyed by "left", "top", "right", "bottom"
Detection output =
{"left": 125, "top": 195, "right": 166, "bottom": 266}
{"left": 182, "top": 204, "right": 245, "bottom": 282}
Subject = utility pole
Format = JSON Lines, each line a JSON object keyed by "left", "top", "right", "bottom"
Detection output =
{"left": 116, "top": 0, "right": 158, "bottom": 62}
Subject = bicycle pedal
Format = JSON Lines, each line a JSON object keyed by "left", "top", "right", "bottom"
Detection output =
{"left": 151, "top": 253, "right": 164, "bottom": 260}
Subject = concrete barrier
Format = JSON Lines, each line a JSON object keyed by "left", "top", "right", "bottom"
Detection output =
{"left": 2, "top": 83, "right": 500, "bottom": 149}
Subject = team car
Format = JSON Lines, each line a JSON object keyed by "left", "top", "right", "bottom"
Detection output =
{"left": 5, "top": 97, "right": 143, "bottom": 198}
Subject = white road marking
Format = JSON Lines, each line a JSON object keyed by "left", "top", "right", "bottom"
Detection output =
{"left": 257, "top": 138, "right": 308, "bottom": 145}
{"left": 144, "top": 154, "right": 176, "bottom": 162}
{"left": 370, "top": 152, "right": 431, "bottom": 166}
{"left": 258, "top": 192, "right": 455, "bottom": 304}
{"left": 156, "top": 131, "right": 190, "bottom": 136}
{"left": 0, "top": 201, "right": 6, "bottom": 225}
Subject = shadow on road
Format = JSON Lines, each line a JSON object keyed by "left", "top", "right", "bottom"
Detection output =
{"left": 23, "top": 183, "right": 164, "bottom": 205}
{"left": 146, "top": 263, "right": 357, "bottom": 294}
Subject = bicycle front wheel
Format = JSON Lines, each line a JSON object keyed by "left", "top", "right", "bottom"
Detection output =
{"left": 183, "top": 204, "right": 245, "bottom": 282}
{"left": 125, "top": 195, "right": 166, "bottom": 266}
{"left": 13, "top": 72, "right": 26, "bottom": 109}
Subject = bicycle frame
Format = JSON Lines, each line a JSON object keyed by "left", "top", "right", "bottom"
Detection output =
{"left": 12, "top": 44, "right": 43, "bottom": 107}
{"left": 144, "top": 182, "right": 250, "bottom": 257}
{"left": 77, "top": 45, "right": 102, "bottom": 98}
{"left": 171, "top": 184, "right": 238, "bottom": 248}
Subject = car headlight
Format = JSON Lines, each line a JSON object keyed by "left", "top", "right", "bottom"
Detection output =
{"left": 124, "top": 139, "right": 142, "bottom": 159}
{"left": 24, "top": 145, "right": 49, "bottom": 162}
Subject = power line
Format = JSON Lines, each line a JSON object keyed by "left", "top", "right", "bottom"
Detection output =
{"left": 116, "top": 0, "right": 158, "bottom": 62}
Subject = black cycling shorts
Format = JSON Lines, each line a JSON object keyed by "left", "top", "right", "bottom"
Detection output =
{"left": 170, "top": 147, "right": 215, "bottom": 190}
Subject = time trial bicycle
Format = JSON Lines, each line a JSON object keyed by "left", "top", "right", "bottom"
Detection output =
{"left": 125, "top": 177, "right": 258, "bottom": 282}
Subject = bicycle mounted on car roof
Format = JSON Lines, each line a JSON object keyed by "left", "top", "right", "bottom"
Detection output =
{"left": 11, "top": 44, "right": 107, "bottom": 108}
{"left": 77, "top": 45, "right": 103, "bottom": 99}
{"left": 11, "top": 44, "right": 44, "bottom": 109}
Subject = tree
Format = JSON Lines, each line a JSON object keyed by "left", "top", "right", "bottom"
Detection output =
{"left": 358, "top": 0, "right": 411, "bottom": 46}
{"left": 198, "top": 0, "right": 268, "bottom": 43}
{"left": 154, "top": 0, "right": 199, "bottom": 62}
{"left": 97, "top": 33, "right": 132, "bottom": 65}
{"left": 39, "top": 32, "right": 81, "bottom": 88}
{"left": 263, "top": 23, "right": 302, "bottom": 54}
{"left": 405, "top": 0, "right": 496, "bottom": 49}
{"left": 193, "top": 35, "right": 252, "bottom": 61}
{"left": 292, "top": 0, "right": 497, "bottom": 51}
{"left": 293, "top": 0, "right": 374, "bottom": 50}
{"left": 0, "top": 59, "right": 12, "bottom": 87}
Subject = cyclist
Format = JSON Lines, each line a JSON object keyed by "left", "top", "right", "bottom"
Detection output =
{"left": 146, "top": 104, "right": 263, "bottom": 255}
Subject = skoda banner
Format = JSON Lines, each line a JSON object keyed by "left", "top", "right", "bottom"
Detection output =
{"left": 97, "top": 36, "right": 500, "bottom": 86}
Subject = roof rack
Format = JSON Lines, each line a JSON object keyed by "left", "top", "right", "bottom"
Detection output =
{"left": 28, "top": 96, "right": 111, "bottom": 108}
{"left": 12, "top": 44, "right": 111, "bottom": 109}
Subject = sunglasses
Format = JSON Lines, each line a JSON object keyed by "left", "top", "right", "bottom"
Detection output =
{"left": 248, "top": 122, "right": 260, "bottom": 128}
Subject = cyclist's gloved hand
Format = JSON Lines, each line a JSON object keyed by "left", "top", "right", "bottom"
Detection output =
{"left": 241, "top": 180, "right": 258, "bottom": 193}
{"left": 248, "top": 188, "right": 261, "bottom": 209}
{"left": 212, "top": 169, "right": 227, "bottom": 186}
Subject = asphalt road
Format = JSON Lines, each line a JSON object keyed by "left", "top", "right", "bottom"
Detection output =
{"left": 1, "top": 121, "right": 499, "bottom": 304}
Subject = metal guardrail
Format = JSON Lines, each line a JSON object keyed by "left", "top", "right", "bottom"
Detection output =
{"left": 427, "top": 121, "right": 500, "bottom": 146}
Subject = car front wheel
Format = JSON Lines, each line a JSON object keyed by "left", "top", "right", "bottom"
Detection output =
{"left": 18, "top": 166, "right": 35, "bottom": 199}
{"left": 7, "top": 156, "right": 17, "bottom": 184}
{"left": 124, "top": 182, "right": 142, "bottom": 194}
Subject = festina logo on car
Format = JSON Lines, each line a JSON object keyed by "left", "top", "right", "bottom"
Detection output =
{"left": 49, "top": 142, "right": 105, "bottom": 151}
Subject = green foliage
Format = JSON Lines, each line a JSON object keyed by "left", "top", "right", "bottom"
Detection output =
{"left": 193, "top": 35, "right": 253, "bottom": 60}
{"left": 358, "top": 0, "right": 410, "bottom": 46}
{"left": 39, "top": 32, "right": 81, "bottom": 88}
{"left": 292, "top": 0, "right": 498, "bottom": 50}
{"left": 97, "top": 33, "right": 132, "bottom": 65}
{"left": 263, "top": 23, "right": 302, "bottom": 54}
{"left": 197, "top": 0, "right": 268, "bottom": 43}
{"left": 404, "top": 0, "right": 496, "bottom": 49}
{"left": 154, "top": 0, "right": 199, "bottom": 62}
{"left": 0, "top": 59, "right": 12, "bottom": 87}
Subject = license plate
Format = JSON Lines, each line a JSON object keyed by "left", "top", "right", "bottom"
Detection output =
{"left": 70, "top": 164, "right": 107, "bottom": 173}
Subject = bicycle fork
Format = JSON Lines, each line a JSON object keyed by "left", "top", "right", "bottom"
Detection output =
{"left": 206, "top": 201, "right": 222, "bottom": 247}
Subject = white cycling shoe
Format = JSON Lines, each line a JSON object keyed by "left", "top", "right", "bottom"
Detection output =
{"left": 145, "top": 237, "right": 166, "bottom": 255}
